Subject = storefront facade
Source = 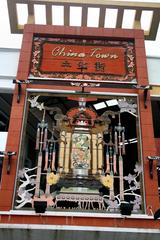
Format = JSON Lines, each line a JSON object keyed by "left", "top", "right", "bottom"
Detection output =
{"left": 0, "top": 24, "right": 160, "bottom": 239}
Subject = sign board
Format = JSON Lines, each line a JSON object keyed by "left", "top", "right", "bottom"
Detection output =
{"left": 30, "top": 37, "right": 136, "bottom": 82}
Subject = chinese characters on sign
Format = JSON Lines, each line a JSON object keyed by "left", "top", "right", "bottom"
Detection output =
{"left": 30, "top": 38, "right": 136, "bottom": 82}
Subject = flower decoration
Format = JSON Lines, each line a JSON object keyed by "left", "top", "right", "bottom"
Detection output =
{"left": 134, "top": 163, "right": 142, "bottom": 174}
{"left": 130, "top": 196, "right": 142, "bottom": 211}
{"left": 118, "top": 99, "right": 137, "bottom": 114}
{"left": 18, "top": 168, "right": 26, "bottom": 178}
{"left": 47, "top": 173, "right": 59, "bottom": 185}
{"left": 24, "top": 192, "right": 33, "bottom": 201}
{"left": 106, "top": 200, "right": 119, "bottom": 211}
{"left": 29, "top": 178, "right": 36, "bottom": 186}
{"left": 124, "top": 173, "right": 135, "bottom": 184}
{"left": 18, "top": 187, "right": 25, "bottom": 195}
{"left": 100, "top": 174, "right": 113, "bottom": 188}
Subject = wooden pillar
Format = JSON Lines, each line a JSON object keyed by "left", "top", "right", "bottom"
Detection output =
{"left": 64, "top": 132, "right": 71, "bottom": 173}
{"left": 59, "top": 131, "right": 66, "bottom": 173}
{"left": 97, "top": 133, "right": 103, "bottom": 174}
{"left": 92, "top": 134, "right": 97, "bottom": 174}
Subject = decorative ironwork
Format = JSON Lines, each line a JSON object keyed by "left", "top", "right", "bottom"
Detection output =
{"left": 55, "top": 193, "right": 105, "bottom": 210}
{"left": 103, "top": 163, "right": 142, "bottom": 212}
{"left": 15, "top": 94, "right": 142, "bottom": 213}
{"left": 16, "top": 162, "right": 142, "bottom": 211}
{"left": 28, "top": 95, "right": 44, "bottom": 111}
{"left": 16, "top": 167, "right": 37, "bottom": 209}
{"left": 118, "top": 98, "right": 137, "bottom": 116}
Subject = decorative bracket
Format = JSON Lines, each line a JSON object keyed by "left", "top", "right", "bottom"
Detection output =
{"left": 143, "top": 87, "right": 149, "bottom": 109}
{"left": 147, "top": 156, "right": 160, "bottom": 179}
{"left": 0, "top": 151, "right": 16, "bottom": 174}
{"left": 13, "top": 79, "right": 31, "bottom": 103}
{"left": 17, "top": 81, "right": 21, "bottom": 103}
{"left": 70, "top": 82, "right": 100, "bottom": 93}
{"left": 133, "top": 85, "right": 152, "bottom": 109}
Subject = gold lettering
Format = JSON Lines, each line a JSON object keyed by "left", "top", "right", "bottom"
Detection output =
{"left": 66, "top": 50, "right": 78, "bottom": 57}
{"left": 52, "top": 47, "right": 86, "bottom": 58}
{"left": 51, "top": 46, "right": 119, "bottom": 59}
{"left": 90, "top": 48, "right": 118, "bottom": 59}
{"left": 90, "top": 48, "right": 102, "bottom": 57}
{"left": 78, "top": 53, "right": 86, "bottom": 58}
{"left": 110, "top": 54, "right": 118, "bottom": 59}
{"left": 100, "top": 53, "right": 110, "bottom": 58}
{"left": 51, "top": 47, "right": 65, "bottom": 57}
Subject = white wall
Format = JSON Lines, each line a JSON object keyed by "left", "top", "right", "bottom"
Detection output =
{"left": 0, "top": 132, "right": 8, "bottom": 151}
{"left": 0, "top": 48, "right": 19, "bottom": 92}
{"left": 147, "top": 57, "right": 160, "bottom": 85}
{"left": 0, "top": 48, "right": 19, "bottom": 79}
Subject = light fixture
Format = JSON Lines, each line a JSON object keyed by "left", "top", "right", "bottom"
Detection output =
{"left": 106, "top": 99, "right": 118, "bottom": 107}
{"left": 93, "top": 102, "right": 106, "bottom": 110}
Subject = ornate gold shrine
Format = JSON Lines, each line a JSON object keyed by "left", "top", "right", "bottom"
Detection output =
{"left": 59, "top": 106, "right": 105, "bottom": 179}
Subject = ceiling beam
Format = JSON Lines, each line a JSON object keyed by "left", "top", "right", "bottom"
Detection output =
{"left": 116, "top": 7, "right": 124, "bottom": 28}
{"left": 13, "top": 0, "right": 160, "bottom": 8}
{"left": 81, "top": 6, "right": 88, "bottom": 27}
{"left": 64, "top": 4, "right": 70, "bottom": 26}
{"left": 98, "top": 7, "right": 105, "bottom": 28}
{"left": 147, "top": 9, "right": 160, "bottom": 41}
{"left": 46, "top": 3, "right": 52, "bottom": 25}
{"left": 6, "top": 0, "right": 160, "bottom": 40}
{"left": 27, "top": 2, "right": 35, "bottom": 24}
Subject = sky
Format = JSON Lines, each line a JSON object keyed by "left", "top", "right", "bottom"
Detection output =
{"left": 0, "top": 0, "right": 160, "bottom": 57}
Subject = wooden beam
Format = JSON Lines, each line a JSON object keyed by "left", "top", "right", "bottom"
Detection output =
{"left": 64, "top": 4, "right": 70, "bottom": 26}
{"left": 6, "top": 0, "right": 160, "bottom": 40}
{"left": 81, "top": 6, "right": 88, "bottom": 27}
{"left": 46, "top": 3, "right": 52, "bottom": 25}
{"left": 147, "top": 9, "right": 160, "bottom": 40}
{"left": 99, "top": 7, "right": 106, "bottom": 28}
{"left": 20, "top": 0, "right": 160, "bottom": 8}
{"left": 7, "top": 0, "right": 19, "bottom": 33}
{"left": 116, "top": 8, "right": 123, "bottom": 28}
{"left": 27, "top": 3, "right": 35, "bottom": 24}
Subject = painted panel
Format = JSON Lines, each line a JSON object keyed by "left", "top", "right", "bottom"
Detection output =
{"left": 30, "top": 37, "right": 136, "bottom": 82}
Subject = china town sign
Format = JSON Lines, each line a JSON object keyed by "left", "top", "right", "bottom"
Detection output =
{"left": 30, "top": 37, "right": 136, "bottom": 82}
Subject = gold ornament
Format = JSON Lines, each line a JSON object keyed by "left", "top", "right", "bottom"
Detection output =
{"left": 47, "top": 172, "right": 59, "bottom": 185}
{"left": 100, "top": 174, "right": 113, "bottom": 188}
